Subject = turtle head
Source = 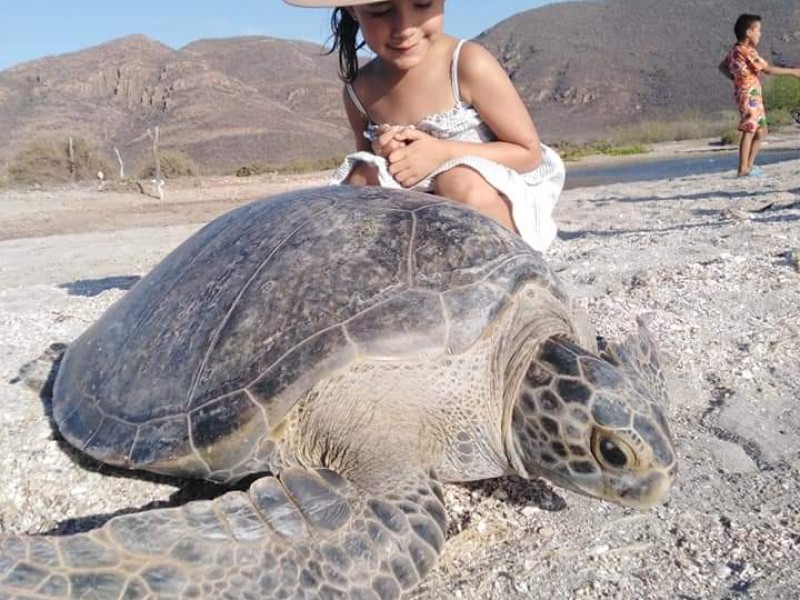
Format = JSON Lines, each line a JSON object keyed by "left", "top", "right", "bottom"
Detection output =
{"left": 507, "top": 323, "right": 676, "bottom": 508}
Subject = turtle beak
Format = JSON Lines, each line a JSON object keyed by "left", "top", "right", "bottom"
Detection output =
{"left": 605, "top": 468, "right": 675, "bottom": 509}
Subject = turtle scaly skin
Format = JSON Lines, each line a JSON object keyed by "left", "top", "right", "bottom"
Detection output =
{"left": 0, "top": 187, "right": 675, "bottom": 599}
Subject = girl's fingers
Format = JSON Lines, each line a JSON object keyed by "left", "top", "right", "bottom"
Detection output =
{"left": 393, "top": 128, "right": 424, "bottom": 142}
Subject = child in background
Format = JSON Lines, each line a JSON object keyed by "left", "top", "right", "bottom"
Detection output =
{"left": 285, "top": 0, "right": 565, "bottom": 253}
{"left": 720, "top": 13, "right": 800, "bottom": 177}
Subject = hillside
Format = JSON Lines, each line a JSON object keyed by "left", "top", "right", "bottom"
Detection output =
{"left": 477, "top": 0, "right": 800, "bottom": 138}
{"left": 0, "top": 35, "right": 351, "bottom": 174}
{"left": 0, "top": 0, "right": 798, "bottom": 174}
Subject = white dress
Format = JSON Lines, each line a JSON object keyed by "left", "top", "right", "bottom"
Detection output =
{"left": 330, "top": 40, "right": 565, "bottom": 253}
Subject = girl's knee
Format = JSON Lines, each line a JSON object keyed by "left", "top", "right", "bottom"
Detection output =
{"left": 434, "top": 168, "right": 498, "bottom": 209}
{"left": 345, "top": 162, "right": 379, "bottom": 186}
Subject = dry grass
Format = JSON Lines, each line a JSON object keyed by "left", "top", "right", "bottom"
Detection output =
{"left": 235, "top": 155, "right": 343, "bottom": 177}
{"left": 9, "top": 138, "right": 111, "bottom": 185}
{"left": 139, "top": 150, "right": 199, "bottom": 179}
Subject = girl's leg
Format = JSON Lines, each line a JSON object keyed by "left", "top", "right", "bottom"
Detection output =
{"left": 737, "top": 131, "right": 755, "bottom": 176}
{"left": 433, "top": 166, "right": 516, "bottom": 232}
{"left": 747, "top": 126, "right": 767, "bottom": 171}
{"left": 345, "top": 162, "right": 380, "bottom": 186}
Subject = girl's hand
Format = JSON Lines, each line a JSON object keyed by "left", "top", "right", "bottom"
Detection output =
{"left": 386, "top": 128, "right": 448, "bottom": 188}
{"left": 371, "top": 124, "right": 406, "bottom": 158}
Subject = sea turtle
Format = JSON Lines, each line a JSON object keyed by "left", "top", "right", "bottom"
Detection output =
{"left": 0, "top": 186, "right": 676, "bottom": 599}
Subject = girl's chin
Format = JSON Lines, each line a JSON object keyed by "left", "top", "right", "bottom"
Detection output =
{"left": 380, "top": 52, "right": 426, "bottom": 71}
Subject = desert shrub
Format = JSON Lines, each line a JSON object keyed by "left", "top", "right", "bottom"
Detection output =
{"left": 720, "top": 123, "right": 740, "bottom": 146}
{"left": 9, "top": 138, "right": 111, "bottom": 185}
{"left": 282, "top": 156, "right": 343, "bottom": 173}
{"left": 139, "top": 150, "right": 198, "bottom": 179}
{"left": 610, "top": 111, "right": 735, "bottom": 145}
{"left": 764, "top": 75, "right": 800, "bottom": 112}
{"left": 107, "top": 177, "right": 146, "bottom": 194}
{"left": 236, "top": 164, "right": 270, "bottom": 177}
{"left": 234, "top": 156, "right": 343, "bottom": 177}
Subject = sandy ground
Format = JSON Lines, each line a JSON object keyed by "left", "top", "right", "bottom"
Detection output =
{"left": 0, "top": 147, "right": 798, "bottom": 599}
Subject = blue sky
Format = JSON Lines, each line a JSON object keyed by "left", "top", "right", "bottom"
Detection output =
{"left": 0, "top": 1, "right": 561, "bottom": 71}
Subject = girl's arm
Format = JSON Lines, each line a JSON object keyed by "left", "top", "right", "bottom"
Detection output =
{"left": 391, "top": 41, "right": 541, "bottom": 177}
{"left": 443, "top": 41, "right": 543, "bottom": 172}
{"left": 342, "top": 86, "right": 372, "bottom": 152}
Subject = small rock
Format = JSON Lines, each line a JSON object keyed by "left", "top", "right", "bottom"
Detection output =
{"left": 514, "top": 580, "right": 530, "bottom": 593}
{"left": 521, "top": 506, "right": 540, "bottom": 518}
{"left": 588, "top": 543, "right": 610, "bottom": 556}
{"left": 714, "top": 563, "right": 732, "bottom": 579}
{"left": 491, "top": 489, "right": 508, "bottom": 501}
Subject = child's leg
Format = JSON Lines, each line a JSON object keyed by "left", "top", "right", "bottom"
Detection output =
{"left": 344, "top": 162, "right": 380, "bottom": 186}
{"left": 433, "top": 166, "right": 516, "bottom": 232}
{"left": 737, "top": 131, "right": 756, "bottom": 176}
{"left": 747, "top": 126, "right": 768, "bottom": 171}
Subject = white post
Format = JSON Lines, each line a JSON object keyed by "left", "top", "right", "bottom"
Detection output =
{"left": 146, "top": 126, "right": 164, "bottom": 199}
{"left": 68, "top": 136, "right": 75, "bottom": 181}
{"left": 113, "top": 146, "right": 125, "bottom": 179}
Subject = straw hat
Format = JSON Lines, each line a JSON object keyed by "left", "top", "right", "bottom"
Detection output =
{"left": 284, "top": 0, "right": 386, "bottom": 7}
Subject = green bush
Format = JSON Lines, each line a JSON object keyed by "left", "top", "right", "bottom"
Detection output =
{"left": 553, "top": 139, "right": 649, "bottom": 162}
{"left": 764, "top": 75, "right": 800, "bottom": 111}
{"left": 139, "top": 150, "right": 199, "bottom": 179}
{"left": 9, "top": 138, "right": 111, "bottom": 185}
{"left": 766, "top": 107, "right": 793, "bottom": 129}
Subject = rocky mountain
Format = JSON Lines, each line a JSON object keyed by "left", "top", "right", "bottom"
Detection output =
{"left": 0, "top": 0, "right": 798, "bottom": 174}
{"left": 477, "top": 0, "right": 800, "bottom": 139}
{"left": 0, "top": 35, "right": 350, "bottom": 174}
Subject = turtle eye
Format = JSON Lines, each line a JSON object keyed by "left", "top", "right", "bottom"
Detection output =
{"left": 592, "top": 431, "right": 636, "bottom": 469}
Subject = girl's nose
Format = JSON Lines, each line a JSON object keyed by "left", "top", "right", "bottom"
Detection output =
{"left": 390, "top": 5, "right": 416, "bottom": 35}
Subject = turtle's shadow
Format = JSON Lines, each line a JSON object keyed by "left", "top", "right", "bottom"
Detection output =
{"left": 58, "top": 275, "right": 141, "bottom": 297}
{"left": 460, "top": 476, "right": 567, "bottom": 512}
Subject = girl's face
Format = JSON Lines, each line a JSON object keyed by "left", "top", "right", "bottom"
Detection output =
{"left": 746, "top": 21, "right": 762, "bottom": 47}
{"left": 349, "top": 0, "right": 445, "bottom": 71}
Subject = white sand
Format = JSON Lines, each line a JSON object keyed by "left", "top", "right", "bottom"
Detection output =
{"left": 0, "top": 157, "right": 798, "bottom": 599}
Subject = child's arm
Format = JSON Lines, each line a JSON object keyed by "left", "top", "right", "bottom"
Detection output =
{"left": 762, "top": 63, "right": 800, "bottom": 77}
{"left": 342, "top": 86, "right": 373, "bottom": 152}
{"left": 447, "top": 41, "right": 543, "bottom": 172}
{"left": 388, "top": 42, "right": 542, "bottom": 181}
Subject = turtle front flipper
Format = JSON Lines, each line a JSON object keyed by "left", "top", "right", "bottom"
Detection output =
{"left": 0, "top": 467, "right": 447, "bottom": 599}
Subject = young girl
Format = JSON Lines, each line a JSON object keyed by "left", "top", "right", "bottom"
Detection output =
{"left": 719, "top": 14, "right": 800, "bottom": 177}
{"left": 285, "top": 0, "right": 565, "bottom": 253}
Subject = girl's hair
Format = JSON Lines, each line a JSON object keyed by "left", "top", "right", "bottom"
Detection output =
{"left": 734, "top": 14, "right": 761, "bottom": 43}
{"left": 326, "top": 8, "right": 365, "bottom": 82}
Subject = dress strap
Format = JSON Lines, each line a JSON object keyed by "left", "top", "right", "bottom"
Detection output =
{"left": 450, "top": 39, "right": 466, "bottom": 105}
{"left": 345, "top": 82, "right": 371, "bottom": 121}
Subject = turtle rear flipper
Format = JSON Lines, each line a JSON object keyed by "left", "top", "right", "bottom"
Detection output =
{"left": 0, "top": 467, "right": 447, "bottom": 599}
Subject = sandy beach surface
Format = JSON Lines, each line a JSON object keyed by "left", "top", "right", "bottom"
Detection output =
{"left": 0, "top": 144, "right": 798, "bottom": 599}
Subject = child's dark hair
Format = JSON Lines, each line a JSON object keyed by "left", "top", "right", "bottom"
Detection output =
{"left": 326, "top": 8, "right": 365, "bottom": 82}
{"left": 734, "top": 14, "right": 761, "bottom": 43}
